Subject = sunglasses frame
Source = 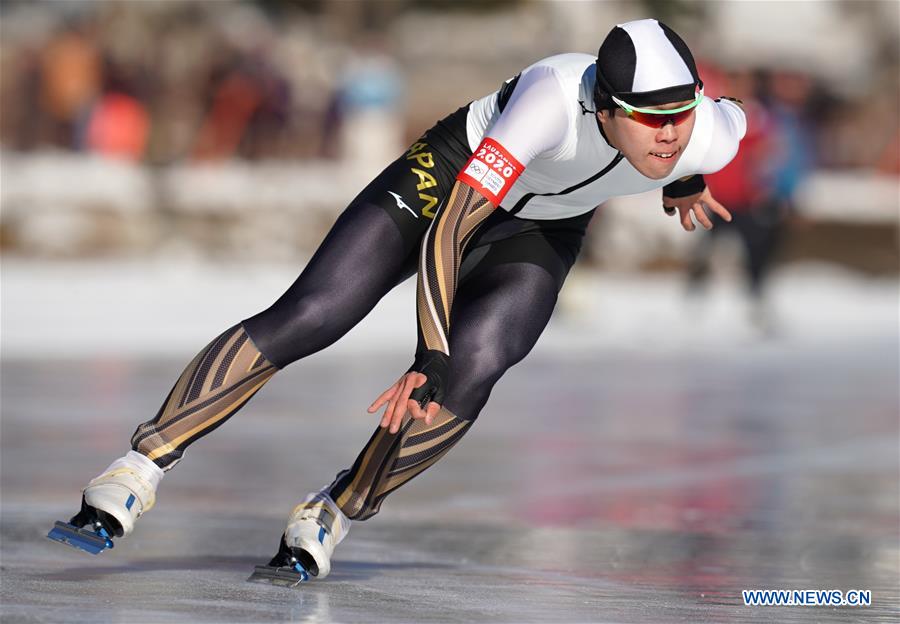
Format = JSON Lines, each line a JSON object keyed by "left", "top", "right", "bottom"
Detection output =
{"left": 611, "top": 88, "right": 705, "bottom": 127}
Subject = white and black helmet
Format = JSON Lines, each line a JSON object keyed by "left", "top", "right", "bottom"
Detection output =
{"left": 594, "top": 19, "right": 702, "bottom": 110}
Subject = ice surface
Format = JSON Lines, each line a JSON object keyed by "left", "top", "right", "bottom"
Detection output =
{"left": 1, "top": 261, "right": 897, "bottom": 621}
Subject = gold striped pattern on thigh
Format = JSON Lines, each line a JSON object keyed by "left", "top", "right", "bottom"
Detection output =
{"left": 416, "top": 181, "right": 493, "bottom": 354}
{"left": 328, "top": 408, "right": 472, "bottom": 520}
{"left": 131, "top": 325, "right": 276, "bottom": 469}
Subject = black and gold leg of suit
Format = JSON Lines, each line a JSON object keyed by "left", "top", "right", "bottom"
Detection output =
{"left": 326, "top": 408, "right": 472, "bottom": 520}
{"left": 131, "top": 324, "right": 278, "bottom": 470}
{"left": 128, "top": 141, "right": 438, "bottom": 471}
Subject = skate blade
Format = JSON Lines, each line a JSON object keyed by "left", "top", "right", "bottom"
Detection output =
{"left": 247, "top": 564, "right": 310, "bottom": 587}
{"left": 47, "top": 521, "right": 113, "bottom": 555}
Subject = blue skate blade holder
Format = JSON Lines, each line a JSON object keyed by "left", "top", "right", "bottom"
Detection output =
{"left": 47, "top": 521, "right": 113, "bottom": 555}
{"left": 247, "top": 564, "right": 309, "bottom": 587}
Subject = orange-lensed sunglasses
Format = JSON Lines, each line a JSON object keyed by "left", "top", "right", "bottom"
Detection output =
{"left": 611, "top": 88, "right": 704, "bottom": 128}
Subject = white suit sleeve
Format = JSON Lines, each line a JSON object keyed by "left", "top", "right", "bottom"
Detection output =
{"left": 484, "top": 65, "right": 572, "bottom": 167}
{"left": 697, "top": 98, "right": 747, "bottom": 174}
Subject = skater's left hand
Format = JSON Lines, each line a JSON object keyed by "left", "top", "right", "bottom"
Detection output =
{"left": 368, "top": 372, "right": 442, "bottom": 435}
{"left": 663, "top": 187, "right": 732, "bottom": 232}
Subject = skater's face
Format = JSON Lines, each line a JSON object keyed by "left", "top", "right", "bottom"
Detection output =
{"left": 598, "top": 99, "right": 697, "bottom": 180}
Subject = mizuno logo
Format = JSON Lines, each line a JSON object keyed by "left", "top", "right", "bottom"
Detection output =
{"left": 389, "top": 191, "right": 418, "bottom": 219}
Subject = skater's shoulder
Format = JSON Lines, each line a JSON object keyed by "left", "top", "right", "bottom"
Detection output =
{"left": 524, "top": 53, "right": 597, "bottom": 74}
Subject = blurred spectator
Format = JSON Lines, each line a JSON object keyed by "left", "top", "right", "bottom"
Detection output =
{"left": 328, "top": 35, "right": 405, "bottom": 173}
{"left": 191, "top": 50, "right": 292, "bottom": 161}
{"left": 876, "top": 128, "right": 900, "bottom": 175}
{"left": 38, "top": 19, "right": 101, "bottom": 149}
{"left": 686, "top": 69, "right": 811, "bottom": 333}
{"left": 84, "top": 58, "right": 151, "bottom": 160}
{"left": 85, "top": 92, "right": 150, "bottom": 161}
{"left": 764, "top": 70, "right": 816, "bottom": 209}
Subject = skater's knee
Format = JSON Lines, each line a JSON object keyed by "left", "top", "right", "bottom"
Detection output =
{"left": 243, "top": 294, "right": 333, "bottom": 367}
{"left": 281, "top": 297, "right": 330, "bottom": 339}
{"left": 444, "top": 344, "right": 521, "bottom": 420}
{"left": 455, "top": 335, "right": 526, "bottom": 387}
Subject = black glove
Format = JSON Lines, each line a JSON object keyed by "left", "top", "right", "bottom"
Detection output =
{"left": 407, "top": 349, "right": 450, "bottom": 409}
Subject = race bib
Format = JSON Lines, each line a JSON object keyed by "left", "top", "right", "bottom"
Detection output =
{"left": 457, "top": 138, "right": 524, "bottom": 206}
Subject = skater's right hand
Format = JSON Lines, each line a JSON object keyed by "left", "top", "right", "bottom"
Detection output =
{"left": 368, "top": 371, "right": 442, "bottom": 435}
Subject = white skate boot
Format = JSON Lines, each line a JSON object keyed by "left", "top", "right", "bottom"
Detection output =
{"left": 83, "top": 451, "right": 164, "bottom": 537}
{"left": 248, "top": 490, "right": 350, "bottom": 585}
{"left": 48, "top": 451, "right": 164, "bottom": 554}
